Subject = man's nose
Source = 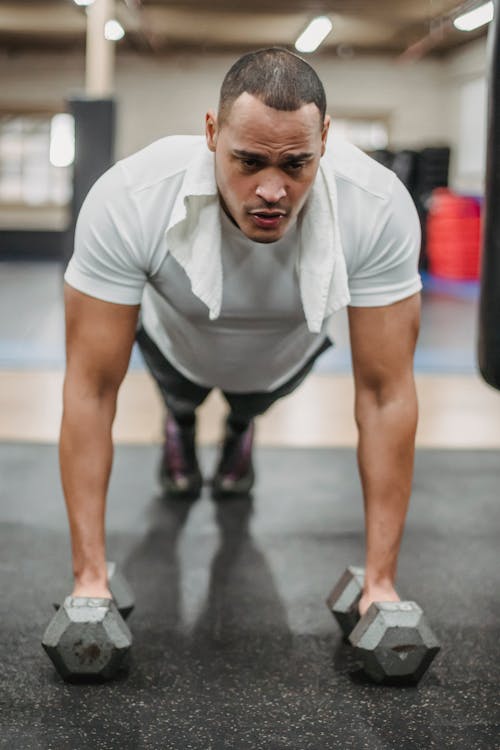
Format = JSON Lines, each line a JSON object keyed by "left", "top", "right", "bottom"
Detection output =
{"left": 255, "top": 172, "right": 287, "bottom": 204}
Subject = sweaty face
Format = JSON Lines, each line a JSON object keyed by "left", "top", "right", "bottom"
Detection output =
{"left": 206, "top": 93, "right": 330, "bottom": 243}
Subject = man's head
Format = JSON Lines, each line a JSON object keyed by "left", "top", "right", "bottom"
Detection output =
{"left": 206, "top": 48, "right": 330, "bottom": 243}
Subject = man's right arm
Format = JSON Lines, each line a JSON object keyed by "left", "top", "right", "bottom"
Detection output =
{"left": 60, "top": 283, "right": 140, "bottom": 598}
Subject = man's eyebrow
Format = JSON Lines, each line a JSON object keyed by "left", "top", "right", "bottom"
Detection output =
{"left": 232, "top": 149, "right": 314, "bottom": 161}
{"left": 282, "top": 152, "right": 314, "bottom": 162}
{"left": 232, "top": 149, "right": 267, "bottom": 160}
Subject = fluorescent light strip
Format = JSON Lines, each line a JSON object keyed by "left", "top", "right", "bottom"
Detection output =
{"left": 454, "top": 1, "right": 494, "bottom": 31}
{"left": 295, "top": 16, "right": 333, "bottom": 53}
{"left": 104, "top": 19, "right": 125, "bottom": 41}
{"left": 50, "top": 114, "right": 75, "bottom": 168}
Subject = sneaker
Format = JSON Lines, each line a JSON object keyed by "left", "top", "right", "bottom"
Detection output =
{"left": 212, "top": 419, "right": 255, "bottom": 498}
{"left": 160, "top": 413, "right": 203, "bottom": 499}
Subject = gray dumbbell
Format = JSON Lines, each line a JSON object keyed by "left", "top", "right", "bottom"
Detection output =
{"left": 42, "top": 597, "right": 132, "bottom": 681}
{"left": 326, "top": 566, "right": 440, "bottom": 685}
{"left": 53, "top": 561, "right": 135, "bottom": 619}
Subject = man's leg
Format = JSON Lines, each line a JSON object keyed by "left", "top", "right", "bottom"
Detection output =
{"left": 214, "top": 337, "right": 333, "bottom": 496}
{"left": 136, "top": 327, "right": 212, "bottom": 497}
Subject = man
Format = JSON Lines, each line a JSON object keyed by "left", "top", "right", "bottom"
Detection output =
{"left": 62, "top": 48, "right": 421, "bottom": 619}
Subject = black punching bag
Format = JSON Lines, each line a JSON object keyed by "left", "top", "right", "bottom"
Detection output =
{"left": 478, "top": 0, "right": 500, "bottom": 389}
{"left": 64, "top": 97, "right": 116, "bottom": 267}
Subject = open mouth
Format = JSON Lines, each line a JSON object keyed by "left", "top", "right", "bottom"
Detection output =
{"left": 249, "top": 211, "right": 286, "bottom": 229}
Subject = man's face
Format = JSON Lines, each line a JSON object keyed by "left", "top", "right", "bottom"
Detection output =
{"left": 206, "top": 93, "right": 330, "bottom": 243}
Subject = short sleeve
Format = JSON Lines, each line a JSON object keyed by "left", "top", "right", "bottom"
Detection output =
{"left": 348, "top": 176, "right": 422, "bottom": 307}
{"left": 64, "top": 163, "right": 146, "bottom": 305}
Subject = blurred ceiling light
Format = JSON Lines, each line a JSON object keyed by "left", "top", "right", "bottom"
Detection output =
{"left": 50, "top": 114, "right": 75, "bottom": 168}
{"left": 295, "top": 16, "right": 333, "bottom": 53}
{"left": 454, "top": 1, "right": 494, "bottom": 31}
{"left": 73, "top": 0, "right": 95, "bottom": 6}
{"left": 104, "top": 19, "right": 125, "bottom": 41}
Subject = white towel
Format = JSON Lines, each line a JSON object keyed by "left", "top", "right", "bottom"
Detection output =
{"left": 165, "top": 145, "right": 350, "bottom": 332}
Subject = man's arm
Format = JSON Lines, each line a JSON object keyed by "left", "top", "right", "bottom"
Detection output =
{"left": 347, "top": 292, "right": 420, "bottom": 615}
{"left": 60, "top": 283, "right": 140, "bottom": 598}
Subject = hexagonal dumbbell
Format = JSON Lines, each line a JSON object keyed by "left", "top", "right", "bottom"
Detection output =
{"left": 326, "top": 566, "right": 440, "bottom": 685}
{"left": 42, "top": 597, "right": 132, "bottom": 681}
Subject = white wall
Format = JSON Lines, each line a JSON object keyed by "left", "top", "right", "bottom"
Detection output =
{"left": 114, "top": 52, "right": 453, "bottom": 156}
{"left": 316, "top": 55, "right": 451, "bottom": 151}
{"left": 442, "top": 37, "right": 488, "bottom": 193}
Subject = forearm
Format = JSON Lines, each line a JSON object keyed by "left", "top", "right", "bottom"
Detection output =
{"left": 59, "top": 377, "right": 117, "bottom": 588}
{"left": 356, "top": 381, "right": 418, "bottom": 586}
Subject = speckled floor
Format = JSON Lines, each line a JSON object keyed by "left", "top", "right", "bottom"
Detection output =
{"left": 1, "top": 444, "right": 499, "bottom": 749}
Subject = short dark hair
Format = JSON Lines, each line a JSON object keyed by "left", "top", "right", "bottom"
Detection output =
{"left": 218, "top": 47, "right": 327, "bottom": 126}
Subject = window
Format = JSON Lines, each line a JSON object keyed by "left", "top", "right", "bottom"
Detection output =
{"left": 331, "top": 115, "right": 389, "bottom": 151}
{"left": 0, "top": 112, "right": 74, "bottom": 207}
{"left": 457, "top": 77, "right": 486, "bottom": 185}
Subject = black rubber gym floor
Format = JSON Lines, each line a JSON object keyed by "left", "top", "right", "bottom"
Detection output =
{"left": 1, "top": 444, "right": 499, "bottom": 750}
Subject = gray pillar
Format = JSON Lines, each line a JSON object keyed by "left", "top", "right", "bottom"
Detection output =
{"left": 86, "top": 0, "right": 116, "bottom": 97}
{"left": 478, "top": 0, "right": 500, "bottom": 389}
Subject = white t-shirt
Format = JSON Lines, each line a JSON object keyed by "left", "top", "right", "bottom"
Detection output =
{"left": 65, "top": 135, "right": 422, "bottom": 392}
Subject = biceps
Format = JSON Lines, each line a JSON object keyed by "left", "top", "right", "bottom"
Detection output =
{"left": 348, "top": 293, "right": 420, "bottom": 394}
{"left": 64, "top": 284, "right": 140, "bottom": 392}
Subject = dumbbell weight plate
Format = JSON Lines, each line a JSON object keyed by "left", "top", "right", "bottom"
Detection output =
{"left": 325, "top": 565, "right": 364, "bottom": 637}
{"left": 42, "top": 596, "right": 132, "bottom": 681}
{"left": 349, "top": 600, "right": 441, "bottom": 685}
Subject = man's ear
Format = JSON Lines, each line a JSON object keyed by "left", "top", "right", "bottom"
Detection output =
{"left": 206, "top": 109, "right": 218, "bottom": 152}
{"left": 321, "top": 114, "right": 331, "bottom": 156}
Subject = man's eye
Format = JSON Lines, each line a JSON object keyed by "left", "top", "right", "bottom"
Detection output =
{"left": 241, "top": 159, "right": 259, "bottom": 169}
{"left": 286, "top": 162, "right": 305, "bottom": 171}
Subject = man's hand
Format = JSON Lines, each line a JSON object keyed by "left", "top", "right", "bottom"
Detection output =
{"left": 348, "top": 293, "right": 420, "bottom": 600}
{"left": 358, "top": 583, "right": 400, "bottom": 617}
{"left": 72, "top": 581, "right": 113, "bottom": 599}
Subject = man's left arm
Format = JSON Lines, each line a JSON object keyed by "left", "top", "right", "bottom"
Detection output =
{"left": 347, "top": 292, "right": 420, "bottom": 615}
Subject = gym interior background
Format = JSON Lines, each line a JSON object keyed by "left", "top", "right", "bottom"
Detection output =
{"left": 0, "top": 1, "right": 499, "bottom": 748}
